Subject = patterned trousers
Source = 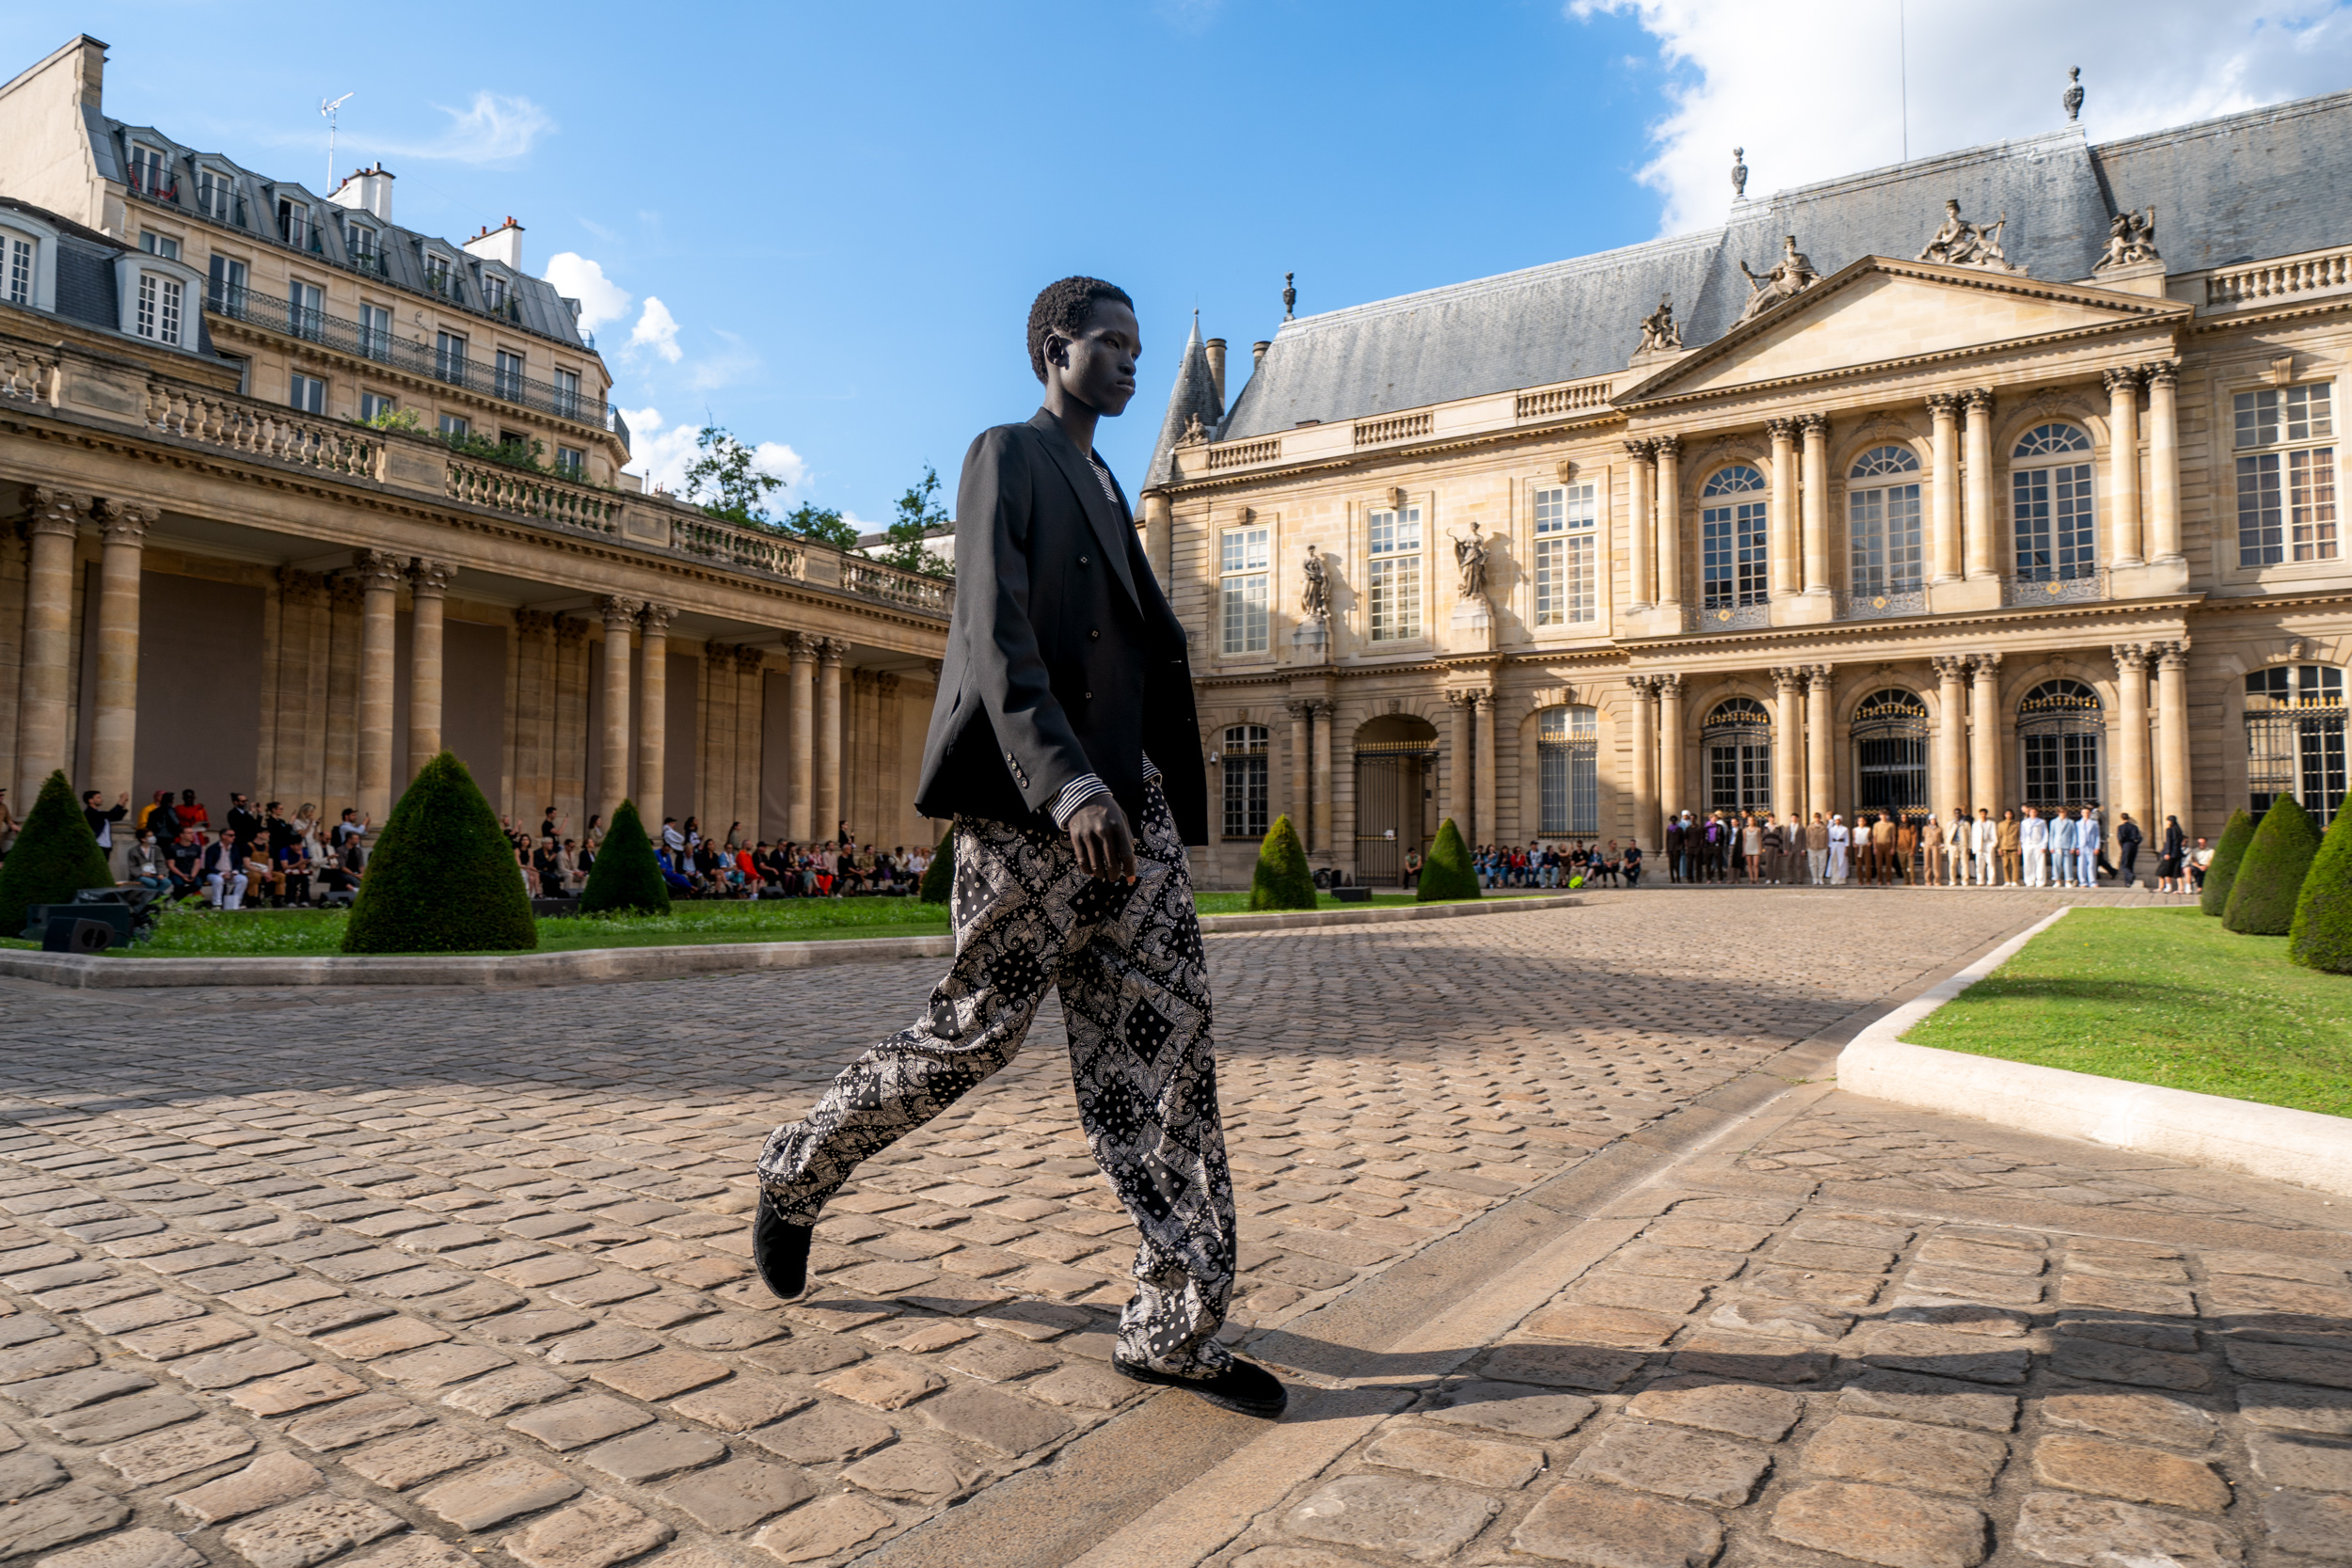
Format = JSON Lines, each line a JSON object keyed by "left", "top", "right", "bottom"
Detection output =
{"left": 756, "top": 782, "right": 1236, "bottom": 1376}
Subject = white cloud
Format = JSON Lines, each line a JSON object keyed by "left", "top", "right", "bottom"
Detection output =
{"left": 1570, "top": 0, "right": 2352, "bottom": 236}
{"left": 541, "top": 253, "right": 631, "bottom": 334}
{"left": 372, "top": 90, "right": 554, "bottom": 165}
{"left": 630, "top": 297, "right": 682, "bottom": 363}
{"left": 621, "top": 408, "right": 813, "bottom": 506}
{"left": 751, "top": 440, "right": 809, "bottom": 495}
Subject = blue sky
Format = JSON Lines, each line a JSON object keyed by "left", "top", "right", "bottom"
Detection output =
{"left": 15, "top": 1, "right": 2352, "bottom": 525}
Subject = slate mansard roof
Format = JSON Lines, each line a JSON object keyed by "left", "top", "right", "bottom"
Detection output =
{"left": 1146, "top": 86, "right": 2352, "bottom": 487}
{"left": 1, "top": 194, "right": 223, "bottom": 359}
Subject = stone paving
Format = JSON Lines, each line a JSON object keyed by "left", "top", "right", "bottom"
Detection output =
{"left": 0, "top": 886, "right": 2326, "bottom": 1568}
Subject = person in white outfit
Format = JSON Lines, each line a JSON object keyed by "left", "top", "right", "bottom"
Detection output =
{"left": 2052, "top": 809, "right": 2078, "bottom": 886}
{"left": 202, "top": 829, "right": 248, "bottom": 910}
{"left": 1973, "top": 809, "right": 2000, "bottom": 885}
{"left": 2077, "top": 806, "right": 2103, "bottom": 886}
{"left": 1947, "top": 810, "right": 1972, "bottom": 885}
{"left": 2020, "top": 807, "right": 2049, "bottom": 887}
{"left": 1826, "top": 816, "right": 1851, "bottom": 883}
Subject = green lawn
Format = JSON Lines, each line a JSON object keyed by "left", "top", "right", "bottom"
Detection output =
{"left": 1901, "top": 907, "right": 2352, "bottom": 1118}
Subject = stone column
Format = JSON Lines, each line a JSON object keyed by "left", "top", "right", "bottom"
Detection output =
{"left": 1657, "top": 672, "right": 1684, "bottom": 821}
{"left": 89, "top": 501, "right": 155, "bottom": 808}
{"left": 1772, "top": 667, "right": 1804, "bottom": 818}
{"left": 2105, "top": 367, "right": 2144, "bottom": 569}
{"left": 1968, "top": 652, "right": 2003, "bottom": 814}
{"left": 1139, "top": 492, "right": 1174, "bottom": 586}
{"left": 405, "top": 559, "right": 453, "bottom": 779}
{"left": 1928, "top": 393, "right": 1962, "bottom": 583}
{"left": 1932, "top": 655, "right": 1971, "bottom": 816}
{"left": 597, "top": 594, "right": 640, "bottom": 825}
{"left": 740, "top": 647, "right": 771, "bottom": 838}
{"left": 1310, "top": 700, "right": 1334, "bottom": 855}
{"left": 2154, "top": 640, "right": 2192, "bottom": 836}
{"left": 553, "top": 616, "right": 587, "bottom": 827}
{"left": 1653, "top": 436, "right": 1682, "bottom": 611}
{"left": 1804, "top": 665, "right": 1833, "bottom": 823}
{"left": 1474, "top": 690, "right": 1499, "bottom": 851}
{"left": 636, "top": 604, "right": 673, "bottom": 829}
{"left": 815, "top": 637, "right": 844, "bottom": 843}
{"left": 1767, "top": 420, "right": 1799, "bottom": 598}
{"left": 2112, "top": 643, "right": 2153, "bottom": 850}
{"left": 1623, "top": 440, "right": 1654, "bottom": 610}
{"left": 2145, "top": 364, "right": 2182, "bottom": 563}
{"left": 1963, "top": 388, "right": 1997, "bottom": 579}
{"left": 786, "top": 633, "right": 817, "bottom": 842}
{"left": 1627, "top": 676, "right": 1657, "bottom": 849}
{"left": 356, "top": 550, "right": 405, "bottom": 830}
{"left": 15, "top": 489, "right": 87, "bottom": 800}
{"left": 1800, "top": 413, "right": 1832, "bottom": 596}
{"left": 1447, "top": 691, "right": 1475, "bottom": 844}
{"left": 1287, "top": 700, "right": 1312, "bottom": 849}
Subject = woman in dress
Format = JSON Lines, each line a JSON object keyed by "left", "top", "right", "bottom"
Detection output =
{"left": 1742, "top": 814, "right": 1764, "bottom": 883}
{"left": 2157, "top": 815, "right": 2186, "bottom": 895}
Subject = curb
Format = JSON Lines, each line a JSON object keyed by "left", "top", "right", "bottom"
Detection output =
{"left": 0, "top": 894, "right": 1580, "bottom": 990}
{"left": 1836, "top": 906, "right": 2352, "bottom": 1199}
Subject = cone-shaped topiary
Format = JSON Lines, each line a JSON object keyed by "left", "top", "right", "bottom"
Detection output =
{"left": 2224, "top": 797, "right": 2322, "bottom": 936}
{"left": 2200, "top": 809, "right": 2256, "bottom": 916}
{"left": 1417, "top": 818, "right": 1481, "bottom": 902}
{"left": 2289, "top": 797, "right": 2352, "bottom": 971}
{"left": 918, "top": 831, "right": 954, "bottom": 904}
{"left": 1248, "top": 815, "right": 1316, "bottom": 911}
{"left": 0, "top": 770, "right": 116, "bottom": 936}
{"left": 578, "top": 800, "right": 671, "bottom": 917}
{"left": 342, "top": 752, "right": 538, "bottom": 954}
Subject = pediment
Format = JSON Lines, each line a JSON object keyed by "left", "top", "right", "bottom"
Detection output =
{"left": 1619, "top": 258, "right": 2188, "bottom": 404}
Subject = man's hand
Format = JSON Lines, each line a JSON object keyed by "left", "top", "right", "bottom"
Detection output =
{"left": 1067, "top": 797, "right": 1137, "bottom": 882}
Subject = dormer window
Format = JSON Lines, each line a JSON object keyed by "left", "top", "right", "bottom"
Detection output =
{"left": 5, "top": 234, "right": 30, "bottom": 306}
{"left": 483, "top": 275, "right": 510, "bottom": 314}
{"left": 196, "top": 166, "right": 236, "bottom": 223}
{"left": 128, "top": 145, "right": 176, "bottom": 201}
{"left": 135, "top": 270, "right": 184, "bottom": 345}
{"left": 423, "top": 254, "right": 454, "bottom": 297}
{"left": 116, "top": 251, "right": 204, "bottom": 352}
{"left": 345, "top": 222, "right": 383, "bottom": 274}
{"left": 1, "top": 213, "right": 61, "bottom": 314}
{"left": 278, "top": 197, "right": 318, "bottom": 251}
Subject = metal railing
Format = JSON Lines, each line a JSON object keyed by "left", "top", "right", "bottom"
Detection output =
{"left": 1835, "top": 585, "right": 1929, "bottom": 621}
{"left": 127, "top": 162, "right": 178, "bottom": 201}
{"left": 1684, "top": 600, "right": 1773, "bottom": 633}
{"left": 2003, "top": 568, "right": 2109, "bottom": 607}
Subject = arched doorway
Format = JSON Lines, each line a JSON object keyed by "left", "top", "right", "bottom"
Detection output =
{"left": 1355, "top": 713, "right": 1438, "bottom": 884}
{"left": 2246, "top": 664, "right": 2347, "bottom": 826}
{"left": 1703, "top": 696, "right": 1772, "bottom": 812}
{"left": 1851, "top": 689, "right": 1931, "bottom": 819}
{"left": 2019, "top": 678, "right": 2103, "bottom": 808}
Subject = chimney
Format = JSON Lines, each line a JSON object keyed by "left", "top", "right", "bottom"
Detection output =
{"left": 1204, "top": 338, "right": 1227, "bottom": 409}
{"left": 1251, "top": 340, "right": 1270, "bottom": 373}
{"left": 464, "top": 215, "right": 525, "bottom": 272}
{"left": 329, "top": 163, "right": 395, "bottom": 221}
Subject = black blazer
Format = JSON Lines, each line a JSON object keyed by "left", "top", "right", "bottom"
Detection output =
{"left": 915, "top": 409, "right": 1207, "bottom": 845}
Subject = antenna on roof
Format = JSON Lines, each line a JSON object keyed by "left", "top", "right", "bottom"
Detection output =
{"left": 321, "top": 93, "right": 355, "bottom": 192}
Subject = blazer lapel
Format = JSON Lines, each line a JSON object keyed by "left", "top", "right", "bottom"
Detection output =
{"left": 1028, "top": 410, "right": 1140, "bottom": 610}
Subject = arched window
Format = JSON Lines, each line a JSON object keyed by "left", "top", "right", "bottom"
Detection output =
{"left": 2018, "top": 679, "right": 2103, "bottom": 808}
{"left": 2012, "top": 424, "right": 2096, "bottom": 582}
{"left": 1849, "top": 446, "right": 1924, "bottom": 596}
{"left": 1703, "top": 696, "right": 1772, "bottom": 812}
{"left": 1851, "top": 689, "right": 1930, "bottom": 817}
{"left": 2246, "top": 665, "right": 2346, "bottom": 825}
{"left": 1537, "top": 706, "right": 1598, "bottom": 835}
{"left": 1701, "top": 465, "right": 1769, "bottom": 610}
{"left": 1221, "top": 724, "right": 1269, "bottom": 840}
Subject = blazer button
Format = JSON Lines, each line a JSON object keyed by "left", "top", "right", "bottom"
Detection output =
{"left": 1089, "top": 628, "right": 1101, "bottom": 640}
{"left": 1084, "top": 692, "right": 1093, "bottom": 701}
{"left": 1078, "top": 555, "right": 1089, "bottom": 566}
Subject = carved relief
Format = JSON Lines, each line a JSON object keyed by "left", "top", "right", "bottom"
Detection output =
{"left": 1916, "top": 199, "right": 2023, "bottom": 275}
{"left": 1737, "top": 235, "right": 1821, "bottom": 323}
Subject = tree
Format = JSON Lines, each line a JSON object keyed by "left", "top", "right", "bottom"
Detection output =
{"left": 1248, "top": 815, "right": 1316, "bottom": 911}
{"left": 2290, "top": 799, "right": 2352, "bottom": 972}
{"left": 2223, "top": 797, "right": 2322, "bottom": 936}
{"left": 683, "top": 425, "right": 783, "bottom": 528}
{"left": 342, "top": 752, "right": 537, "bottom": 954}
{"left": 0, "top": 770, "right": 116, "bottom": 937}
{"left": 918, "top": 832, "right": 955, "bottom": 904}
{"left": 781, "top": 501, "right": 860, "bottom": 551}
{"left": 876, "top": 465, "right": 954, "bottom": 578}
{"left": 1417, "top": 819, "right": 1481, "bottom": 902}
{"left": 578, "top": 800, "right": 672, "bottom": 916}
{"left": 2200, "top": 809, "right": 2258, "bottom": 917}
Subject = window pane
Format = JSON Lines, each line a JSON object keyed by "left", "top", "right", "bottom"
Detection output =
{"left": 2240, "top": 452, "right": 2284, "bottom": 565}
{"left": 2291, "top": 448, "right": 2338, "bottom": 562}
{"left": 1534, "top": 486, "right": 1564, "bottom": 535}
{"left": 1566, "top": 534, "right": 1597, "bottom": 623}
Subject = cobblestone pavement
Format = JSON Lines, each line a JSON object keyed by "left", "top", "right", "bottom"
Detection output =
{"left": 0, "top": 886, "right": 2318, "bottom": 1568}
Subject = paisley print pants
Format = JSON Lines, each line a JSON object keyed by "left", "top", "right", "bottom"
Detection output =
{"left": 756, "top": 782, "right": 1235, "bottom": 1376}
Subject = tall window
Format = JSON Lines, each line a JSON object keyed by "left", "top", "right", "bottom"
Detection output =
{"left": 135, "top": 271, "right": 182, "bottom": 346}
{"left": 494, "top": 348, "right": 526, "bottom": 401}
{"left": 287, "top": 279, "right": 324, "bottom": 341}
{"left": 346, "top": 224, "right": 380, "bottom": 271}
{"left": 1368, "top": 502, "right": 1422, "bottom": 641}
{"left": 551, "top": 368, "right": 581, "bottom": 420}
{"left": 1534, "top": 482, "right": 1598, "bottom": 626}
{"left": 439, "top": 413, "right": 470, "bottom": 439}
{"left": 359, "top": 391, "right": 396, "bottom": 422}
{"left": 195, "top": 167, "right": 235, "bottom": 223}
{"left": 2012, "top": 423, "right": 2096, "bottom": 581}
{"left": 1538, "top": 705, "right": 1598, "bottom": 834}
{"left": 1704, "top": 696, "right": 1772, "bottom": 811}
{"left": 289, "top": 372, "right": 326, "bottom": 416}
{"left": 278, "top": 198, "right": 316, "bottom": 251}
{"left": 1701, "top": 465, "right": 1768, "bottom": 609}
{"left": 2236, "top": 384, "right": 2336, "bottom": 566}
{"left": 485, "top": 276, "right": 511, "bottom": 314}
{"left": 2247, "top": 665, "right": 2346, "bottom": 826}
{"left": 422, "top": 254, "right": 453, "bottom": 296}
{"left": 556, "top": 446, "right": 586, "bottom": 478}
{"left": 2018, "top": 679, "right": 2103, "bottom": 808}
{"left": 358, "top": 304, "right": 391, "bottom": 361}
{"left": 1851, "top": 689, "right": 1931, "bottom": 817}
{"left": 435, "top": 331, "right": 468, "bottom": 385}
{"left": 1849, "top": 446, "right": 1924, "bottom": 594}
{"left": 1222, "top": 725, "right": 1269, "bottom": 839}
{"left": 1219, "top": 524, "right": 1270, "bottom": 655}
{"left": 206, "top": 253, "right": 246, "bottom": 312}
{"left": 127, "top": 146, "right": 174, "bottom": 200}
{"left": 5, "top": 236, "right": 30, "bottom": 306}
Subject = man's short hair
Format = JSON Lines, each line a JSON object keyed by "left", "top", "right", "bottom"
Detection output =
{"left": 1026, "top": 276, "right": 1133, "bottom": 384}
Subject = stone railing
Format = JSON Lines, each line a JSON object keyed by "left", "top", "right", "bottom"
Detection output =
{"left": 446, "top": 460, "right": 623, "bottom": 534}
{"left": 670, "top": 515, "right": 804, "bottom": 578}
{"left": 1354, "top": 411, "right": 1433, "bottom": 448}
{"left": 145, "top": 382, "right": 381, "bottom": 478}
{"left": 0, "top": 342, "right": 58, "bottom": 403}
{"left": 842, "top": 557, "right": 954, "bottom": 614}
{"left": 1516, "top": 381, "right": 1614, "bottom": 420}
{"left": 1206, "top": 436, "right": 1281, "bottom": 471}
{"left": 2204, "top": 250, "right": 2352, "bottom": 309}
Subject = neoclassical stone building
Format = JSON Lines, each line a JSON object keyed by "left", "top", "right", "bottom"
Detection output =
{"left": 0, "top": 37, "right": 949, "bottom": 852}
{"left": 1145, "top": 87, "right": 2352, "bottom": 887}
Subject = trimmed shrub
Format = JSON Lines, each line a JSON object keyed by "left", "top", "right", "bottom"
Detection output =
{"left": 1417, "top": 818, "right": 1481, "bottom": 902}
{"left": 0, "top": 770, "right": 116, "bottom": 936}
{"left": 918, "top": 831, "right": 954, "bottom": 904}
{"left": 578, "top": 800, "right": 671, "bottom": 917}
{"left": 342, "top": 752, "right": 538, "bottom": 954}
{"left": 2290, "top": 797, "right": 2352, "bottom": 972}
{"left": 1248, "top": 815, "right": 1316, "bottom": 911}
{"left": 2224, "top": 797, "right": 2322, "bottom": 936}
{"left": 2200, "top": 809, "right": 2256, "bottom": 916}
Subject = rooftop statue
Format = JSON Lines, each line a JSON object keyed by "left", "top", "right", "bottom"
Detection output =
{"left": 2095, "top": 206, "right": 2160, "bottom": 272}
{"left": 1738, "top": 235, "right": 1820, "bottom": 322}
{"left": 1916, "top": 198, "right": 2023, "bottom": 274}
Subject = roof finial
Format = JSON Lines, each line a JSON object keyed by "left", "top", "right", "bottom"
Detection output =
{"left": 2063, "top": 67, "right": 2084, "bottom": 124}
{"left": 1731, "top": 147, "right": 1748, "bottom": 200}
{"left": 1282, "top": 271, "right": 1295, "bottom": 321}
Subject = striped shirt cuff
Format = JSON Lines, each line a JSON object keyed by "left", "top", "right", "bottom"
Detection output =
{"left": 1048, "top": 753, "right": 1159, "bottom": 829}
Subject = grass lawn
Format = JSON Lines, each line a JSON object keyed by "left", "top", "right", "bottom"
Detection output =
{"left": 1901, "top": 906, "right": 2352, "bottom": 1118}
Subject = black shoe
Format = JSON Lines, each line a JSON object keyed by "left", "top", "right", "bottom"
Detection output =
{"left": 752, "top": 1190, "right": 813, "bottom": 1300}
{"left": 1112, "top": 1353, "right": 1287, "bottom": 1418}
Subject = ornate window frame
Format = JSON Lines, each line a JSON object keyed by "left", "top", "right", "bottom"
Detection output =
{"left": 0, "top": 208, "right": 61, "bottom": 313}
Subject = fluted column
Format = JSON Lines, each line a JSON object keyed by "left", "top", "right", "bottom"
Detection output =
{"left": 815, "top": 637, "right": 844, "bottom": 841}
{"left": 786, "top": 633, "right": 816, "bottom": 841}
{"left": 2112, "top": 643, "right": 2153, "bottom": 848}
{"left": 1657, "top": 672, "right": 1684, "bottom": 820}
{"left": 597, "top": 594, "right": 640, "bottom": 824}
{"left": 405, "top": 559, "right": 453, "bottom": 779}
{"left": 1772, "top": 667, "right": 1804, "bottom": 817}
{"left": 2105, "top": 367, "right": 2144, "bottom": 569}
{"left": 1800, "top": 413, "right": 1832, "bottom": 596}
{"left": 1968, "top": 652, "right": 2003, "bottom": 814}
{"left": 1286, "top": 701, "right": 1312, "bottom": 848}
{"left": 2145, "top": 364, "right": 2182, "bottom": 563}
{"left": 2154, "top": 640, "right": 2192, "bottom": 836}
{"left": 1928, "top": 393, "right": 1962, "bottom": 583}
{"left": 1627, "top": 676, "right": 1658, "bottom": 849}
{"left": 1447, "top": 691, "right": 1474, "bottom": 844}
{"left": 1653, "top": 436, "right": 1682, "bottom": 611}
{"left": 1474, "top": 690, "right": 1499, "bottom": 850}
{"left": 90, "top": 502, "right": 155, "bottom": 808}
{"left": 1963, "top": 388, "right": 1997, "bottom": 579}
{"left": 1931, "top": 655, "right": 1971, "bottom": 816}
{"left": 1767, "top": 420, "right": 1799, "bottom": 598}
{"left": 1624, "top": 441, "right": 1655, "bottom": 610}
{"left": 1804, "top": 665, "right": 1833, "bottom": 823}
{"left": 356, "top": 550, "right": 405, "bottom": 829}
{"left": 1310, "top": 700, "right": 1334, "bottom": 854}
{"left": 16, "top": 489, "right": 88, "bottom": 800}
{"left": 636, "top": 604, "right": 674, "bottom": 828}
{"left": 739, "top": 647, "right": 769, "bottom": 838}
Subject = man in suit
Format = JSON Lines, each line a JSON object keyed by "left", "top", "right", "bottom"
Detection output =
{"left": 751, "top": 277, "right": 1279, "bottom": 1418}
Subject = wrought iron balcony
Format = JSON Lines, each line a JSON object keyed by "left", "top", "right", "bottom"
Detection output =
{"left": 126, "top": 162, "right": 178, "bottom": 201}
{"left": 1835, "top": 584, "right": 1930, "bottom": 621}
{"left": 2003, "top": 567, "right": 2108, "bottom": 607}
{"left": 1684, "top": 599, "right": 1772, "bottom": 633}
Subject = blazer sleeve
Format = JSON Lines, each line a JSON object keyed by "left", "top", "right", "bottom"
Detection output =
{"left": 955, "top": 427, "right": 1094, "bottom": 813}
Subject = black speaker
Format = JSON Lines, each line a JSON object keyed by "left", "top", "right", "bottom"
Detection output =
{"left": 42, "top": 916, "right": 113, "bottom": 955}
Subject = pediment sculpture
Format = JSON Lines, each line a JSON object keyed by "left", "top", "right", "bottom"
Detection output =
{"left": 1737, "top": 235, "right": 1821, "bottom": 323}
{"left": 1636, "top": 295, "right": 1683, "bottom": 355}
{"left": 2095, "top": 206, "right": 2160, "bottom": 272}
{"left": 1916, "top": 198, "right": 2025, "bottom": 275}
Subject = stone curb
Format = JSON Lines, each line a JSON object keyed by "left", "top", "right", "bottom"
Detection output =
{"left": 0, "top": 894, "right": 1580, "bottom": 990}
{"left": 1836, "top": 905, "right": 2352, "bottom": 1197}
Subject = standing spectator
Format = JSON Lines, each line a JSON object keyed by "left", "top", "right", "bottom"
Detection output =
{"left": 225, "top": 793, "right": 262, "bottom": 846}
{"left": 2079, "top": 803, "right": 2105, "bottom": 887}
{"left": 82, "top": 788, "right": 130, "bottom": 851}
{"left": 1806, "top": 812, "right": 1829, "bottom": 885}
{"left": 2020, "top": 806, "right": 2048, "bottom": 887}
{"left": 1739, "top": 814, "right": 1760, "bottom": 884}
{"left": 1920, "top": 812, "right": 1946, "bottom": 886}
{"left": 582, "top": 814, "right": 605, "bottom": 851}
{"left": 1827, "top": 815, "right": 1850, "bottom": 883}
{"left": 1760, "top": 815, "right": 1786, "bottom": 885}
{"left": 1998, "top": 809, "right": 2022, "bottom": 886}
{"left": 202, "top": 828, "right": 247, "bottom": 909}
{"left": 1947, "top": 806, "right": 1971, "bottom": 886}
{"left": 2115, "top": 813, "right": 2143, "bottom": 887}
{"left": 2157, "top": 816, "right": 2186, "bottom": 894}
{"left": 176, "top": 788, "right": 210, "bottom": 833}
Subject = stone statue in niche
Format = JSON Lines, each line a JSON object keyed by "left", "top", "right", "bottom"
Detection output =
{"left": 1737, "top": 235, "right": 1821, "bottom": 322}
{"left": 1299, "top": 550, "right": 1331, "bottom": 624}
{"left": 2096, "top": 206, "right": 2160, "bottom": 271}
{"left": 1916, "top": 198, "right": 2023, "bottom": 274}
{"left": 1637, "top": 295, "right": 1683, "bottom": 354}
{"left": 1454, "top": 522, "right": 1491, "bottom": 605}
